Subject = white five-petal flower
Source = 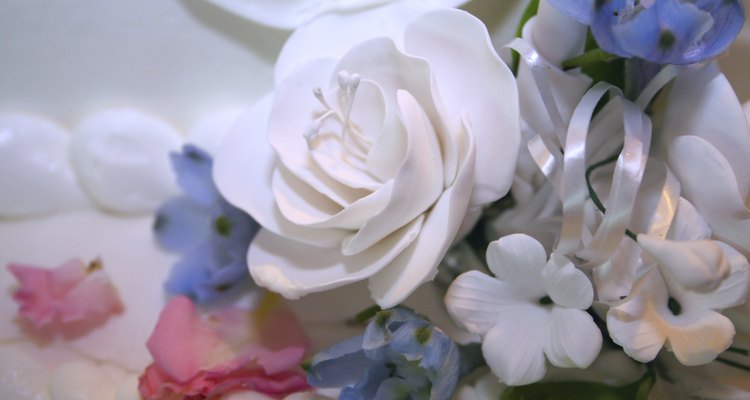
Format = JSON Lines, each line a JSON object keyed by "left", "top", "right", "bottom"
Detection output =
{"left": 445, "top": 234, "right": 602, "bottom": 385}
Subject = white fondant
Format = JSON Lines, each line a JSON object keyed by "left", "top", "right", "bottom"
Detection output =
{"left": 114, "top": 376, "right": 140, "bottom": 400}
{"left": 0, "top": 347, "right": 51, "bottom": 400}
{"left": 206, "top": 0, "right": 469, "bottom": 30}
{"left": 49, "top": 361, "right": 117, "bottom": 400}
{"left": 0, "top": 113, "right": 89, "bottom": 217}
{"left": 187, "top": 107, "right": 246, "bottom": 155}
{"left": 70, "top": 109, "right": 182, "bottom": 213}
{"left": 0, "top": 0, "right": 283, "bottom": 131}
{"left": 0, "top": 211, "right": 175, "bottom": 370}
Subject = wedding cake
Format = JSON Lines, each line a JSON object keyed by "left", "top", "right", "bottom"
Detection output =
{"left": 2, "top": 1, "right": 750, "bottom": 399}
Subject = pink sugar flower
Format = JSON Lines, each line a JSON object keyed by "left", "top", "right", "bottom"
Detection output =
{"left": 138, "top": 295, "right": 311, "bottom": 400}
{"left": 8, "top": 258, "right": 124, "bottom": 329}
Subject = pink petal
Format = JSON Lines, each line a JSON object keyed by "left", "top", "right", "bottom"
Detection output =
{"left": 139, "top": 295, "right": 311, "bottom": 400}
{"left": 145, "top": 296, "right": 219, "bottom": 382}
{"left": 8, "top": 258, "right": 124, "bottom": 329}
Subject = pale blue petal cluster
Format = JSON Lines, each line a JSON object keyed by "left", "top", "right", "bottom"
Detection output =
{"left": 306, "top": 308, "right": 460, "bottom": 400}
{"left": 547, "top": 0, "right": 744, "bottom": 64}
{"left": 154, "top": 145, "right": 260, "bottom": 303}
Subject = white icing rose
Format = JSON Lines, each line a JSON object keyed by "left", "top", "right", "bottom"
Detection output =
{"left": 215, "top": 6, "right": 519, "bottom": 307}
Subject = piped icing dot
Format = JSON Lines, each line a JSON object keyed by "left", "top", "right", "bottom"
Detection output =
{"left": 8, "top": 258, "right": 124, "bottom": 331}
{"left": 0, "top": 113, "right": 89, "bottom": 217}
{"left": 70, "top": 109, "right": 182, "bottom": 213}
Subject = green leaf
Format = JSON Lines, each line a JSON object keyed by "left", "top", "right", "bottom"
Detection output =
{"left": 500, "top": 369, "right": 655, "bottom": 400}
{"left": 511, "top": 0, "right": 540, "bottom": 75}
{"left": 561, "top": 30, "right": 625, "bottom": 92}
{"left": 346, "top": 304, "right": 381, "bottom": 326}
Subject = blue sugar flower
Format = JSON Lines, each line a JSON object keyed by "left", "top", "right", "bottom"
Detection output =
{"left": 153, "top": 145, "right": 260, "bottom": 303}
{"left": 547, "top": 0, "right": 744, "bottom": 65}
{"left": 306, "top": 307, "right": 460, "bottom": 400}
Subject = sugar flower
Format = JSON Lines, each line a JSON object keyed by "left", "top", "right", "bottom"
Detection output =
{"left": 656, "top": 63, "right": 750, "bottom": 258}
{"left": 306, "top": 307, "right": 460, "bottom": 400}
{"left": 8, "top": 258, "right": 124, "bottom": 330}
{"left": 138, "top": 295, "right": 310, "bottom": 399}
{"left": 546, "top": 0, "right": 744, "bottom": 64}
{"left": 154, "top": 144, "right": 260, "bottom": 303}
{"left": 214, "top": 5, "right": 520, "bottom": 308}
{"left": 606, "top": 206, "right": 750, "bottom": 366}
{"left": 445, "top": 234, "right": 602, "bottom": 386}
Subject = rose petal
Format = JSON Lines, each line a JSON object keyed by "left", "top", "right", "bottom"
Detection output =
{"left": 213, "top": 93, "right": 349, "bottom": 248}
{"left": 8, "top": 259, "right": 123, "bottom": 329}
{"left": 272, "top": 165, "right": 392, "bottom": 230}
{"left": 274, "top": 2, "right": 442, "bottom": 82}
{"left": 248, "top": 215, "right": 422, "bottom": 300}
{"left": 141, "top": 295, "right": 310, "bottom": 399}
{"left": 268, "top": 57, "right": 369, "bottom": 208}
{"left": 145, "top": 297, "right": 219, "bottom": 381}
{"left": 405, "top": 8, "right": 520, "bottom": 205}
{"left": 333, "top": 37, "right": 438, "bottom": 183}
{"left": 366, "top": 121, "right": 474, "bottom": 307}
{"left": 343, "top": 90, "right": 443, "bottom": 255}
{"left": 544, "top": 307, "right": 601, "bottom": 369}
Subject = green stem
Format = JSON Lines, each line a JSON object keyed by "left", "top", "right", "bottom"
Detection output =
{"left": 511, "top": 0, "right": 540, "bottom": 75}
{"left": 726, "top": 346, "right": 750, "bottom": 357}
{"left": 716, "top": 357, "right": 750, "bottom": 372}
{"left": 562, "top": 48, "right": 620, "bottom": 71}
{"left": 585, "top": 152, "right": 639, "bottom": 242}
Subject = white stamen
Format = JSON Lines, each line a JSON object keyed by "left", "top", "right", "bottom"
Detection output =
{"left": 337, "top": 70, "right": 350, "bottom": 89}
{"left": 303, "top": 119, "right": 322, "bottom": 149}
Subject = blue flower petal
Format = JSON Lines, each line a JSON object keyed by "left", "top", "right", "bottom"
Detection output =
{"left": 363, "top": 308, "right": 420, "bottom": 357}
{"left": 686, "top": 0, "right": 745, "bottom": 63}
{"left": 371, "top": 377, "right": 413, "bottom": 400}
{"left": 209, "top": 199, "right": 260, "bottom": 258}
{"left": 307, "top": 307, "right": 462, "bottom": 400}
{"left": 308, "top": 335, "right": 373, "bottom": 388}
{"left": 340, "top": 364, "right": 390, "bottom": 400}
{"left": 153, "top": 197, "right": 211, "bottom": 252}
{"left": 164, "top": 245, "right": 214, "bottom": 299}
{"left": 609, "top": 1, "right": 713, "bottom": 64}
{"left": 170, "top": 144, "right": 219, "bottom": 207}
{"left": 546, "top": 0, "right": 595, "bottom": 25}
{"left": 588, "top": 0, "right": 744, "bottom": 64}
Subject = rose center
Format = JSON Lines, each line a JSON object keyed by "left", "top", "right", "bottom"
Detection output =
{"left": 303, "top": 70, "right": 372, "bottom": 161}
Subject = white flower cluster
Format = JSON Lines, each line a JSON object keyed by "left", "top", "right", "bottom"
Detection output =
{"left": 211, "top": 0, "right": 750, "bottom": 396}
